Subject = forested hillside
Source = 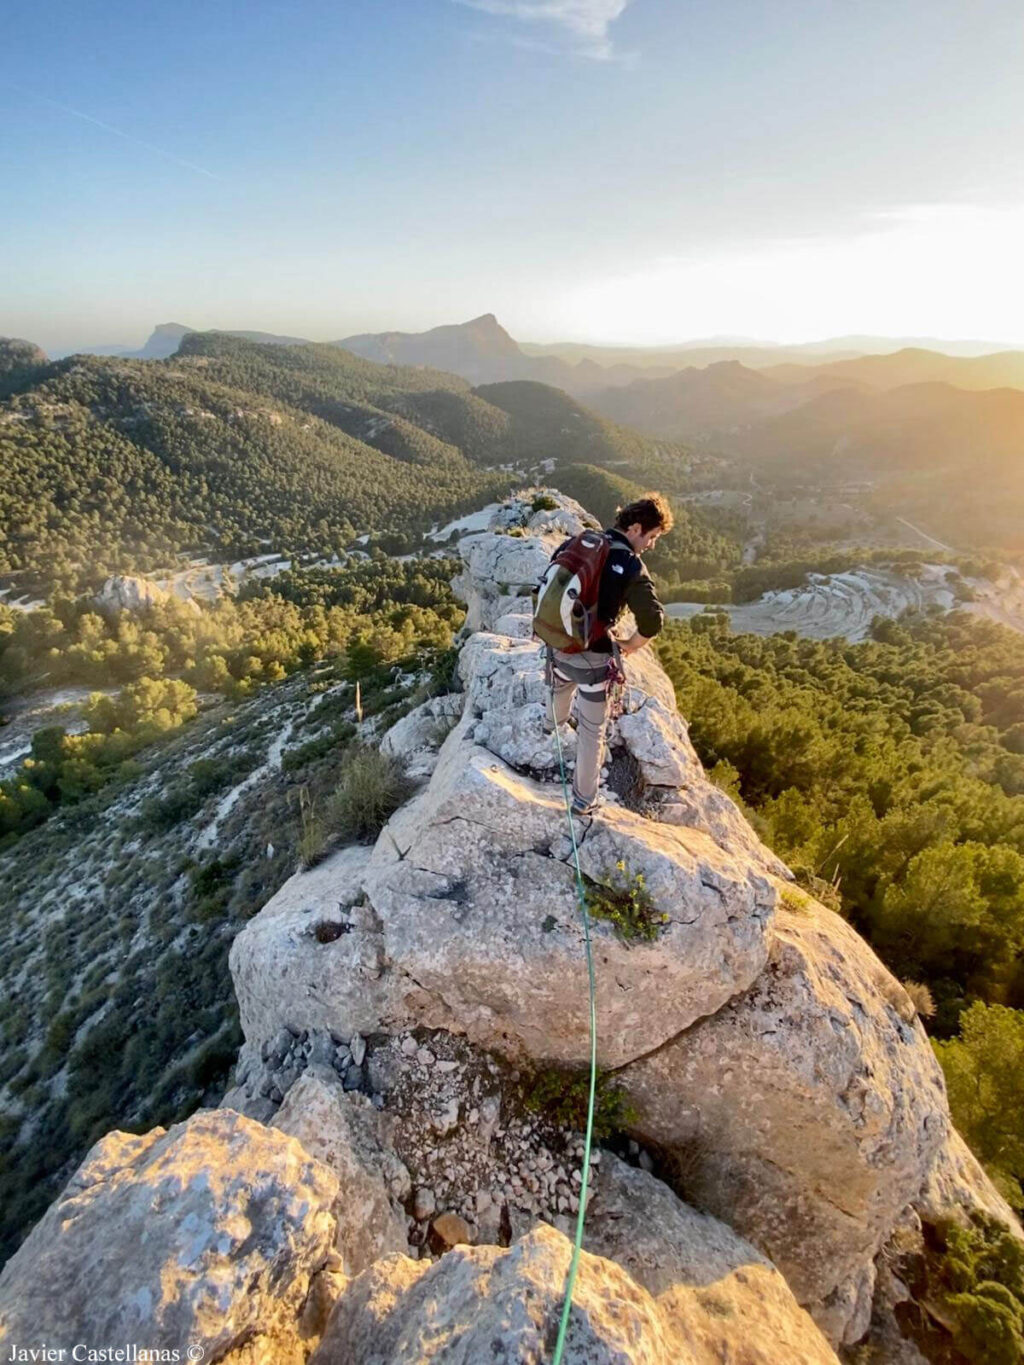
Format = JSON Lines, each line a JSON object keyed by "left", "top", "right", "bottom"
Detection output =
{"left": 0, "top": 344, "right": 499, "bottom": 596}
{"left": 547, "top": 460, "right": 742, "bottom": 593}
{"left": 0, "top": 333, "right": 714, "bottom": 599}
{"left": 657, "top": 607, "right": 1024, "bottom": 1206}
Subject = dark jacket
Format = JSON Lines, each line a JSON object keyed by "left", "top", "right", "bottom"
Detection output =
{"left": 552, "top": 526, "right": 665, "bottom": 654}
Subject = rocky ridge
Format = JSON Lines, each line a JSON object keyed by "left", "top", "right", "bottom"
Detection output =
{"left": 1, "top": 489, "right": 1020, "bottom": 1364}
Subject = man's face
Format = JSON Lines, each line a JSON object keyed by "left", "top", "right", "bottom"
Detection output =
{"left": 627, "top": 522, "right": 663, "bottom": 553}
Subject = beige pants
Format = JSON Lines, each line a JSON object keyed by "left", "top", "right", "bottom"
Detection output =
{"left": 546, "top": 647, "right": 611, "bottom": 806}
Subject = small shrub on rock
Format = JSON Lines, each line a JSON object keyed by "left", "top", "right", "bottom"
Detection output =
{"left": 778, "top": 885, "right": 814, "bottom": 916}
{"left": 427, "top": 644, "right": 461, "bottom": 696}
{"left": 332, "top": 746, "right": 414, "bottom": 841}
{"left": 296, "top": 786, "right": 329, "bottom": 869}
{"left": 326, "top": 745, "right": 415, "bottom": 846}
{"left": 584, "top": 860, "right": 667, "bottom": 942}
{"left": 903, "top": 979, "right": 937, "bottom": 1020}
{"left": 524, "top": 1065, "right": 637, "bottom": 1141}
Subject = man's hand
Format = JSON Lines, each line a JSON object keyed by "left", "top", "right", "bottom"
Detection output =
{"left": 619, "top": 632, "right": 653, "bottom": 656}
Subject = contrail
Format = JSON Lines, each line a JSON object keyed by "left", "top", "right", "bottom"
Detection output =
{"left": 5, "top": 82, "right": 220, "bottom": 180}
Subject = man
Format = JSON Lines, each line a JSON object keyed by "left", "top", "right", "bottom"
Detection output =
{"left": 546, "top": 494, "right": 672, "bottom": 815}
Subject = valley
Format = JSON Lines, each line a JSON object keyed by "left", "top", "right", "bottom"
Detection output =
{"left": 669, "top": 563, "right": 1024, "bottom": 641}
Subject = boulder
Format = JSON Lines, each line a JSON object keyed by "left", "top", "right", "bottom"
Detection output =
{"left": 228, "top": 844, "right": 395, "bottom": 1053}
{"left": 94, "top": 574, "right": 173, "bottom": 612}
{"left": 458, "top": 631, "right": 568, "bottom": 772}
{"left": 611, "top": 694, "right": 791, "bottom": 880}
{"left": 362, "top": 731, "right": 775, "bottom": 1067}
{"left": 379, "top": 692, "right": 464, "bottom": 779}
{"left": 272, "top": 1071, "right": 411, "bottom": 1274}
{"left": 0, "top": 1109, "right": 338, "bottom": 1362}
{"left": 314, "top": 1213, "right": 839, "bottom": 1365}
{"left": 492, "top": 602, "right": 535, "bottom": 637}
{"left": 585, "top": 1154, "right": 839, "bottom": 1364}
{"left": 618, "top": 892, "right": 950, "bottom": 1342}
{"left": 449, "top": 490, "right": 593, "bottom": 633}
{"left": 428, "top": 1211, "right": 473, "bottom": 1251}
{"left": 451, "top": 532, "right": 556, "bottom": 634}
{"left": 311, "top": 1223, "right": 688, "bottom": 1364}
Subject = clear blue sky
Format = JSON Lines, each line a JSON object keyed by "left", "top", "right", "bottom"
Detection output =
{"left": 4, "top": 0, "right": 1023, "bottom": 353}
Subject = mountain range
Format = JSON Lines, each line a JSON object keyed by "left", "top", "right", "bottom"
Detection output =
{"left": 14, "top": 312, "right": 1024, "bottom": 558}
{"left": 583, "top": 357, "right": 1024, "bottom": 554}
{"left": 69, "top": 314, "right": 1024, "bottom": 399}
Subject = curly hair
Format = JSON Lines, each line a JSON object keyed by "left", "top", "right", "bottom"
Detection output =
{"left": 614, "top": 493, "right": 674, "bottom": 535}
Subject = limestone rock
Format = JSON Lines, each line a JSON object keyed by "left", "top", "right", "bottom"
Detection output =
{"left": 619, "top": 893, "right": 950, "bottom": 1341}
{"left": 524, "top": 496, "right": 596, "bottom": 537}
{"left": 312, "top": 1223, "right": 688, "bottom": 1364}
{"left": 272, "top": 1071, "right": 411, "bottom": 1274}
{"left": 0, "top": 1109, "right": 338, "bottom": 1361}
{"left": 615, "top": 643, "right": 679, "bottom": 714}
{"left": 611, "top": 694, "right": 792, "bottom": 880}
{"left": 379, "top": 693, "right": 464, "bottom": 779}
{"left": 916, "top": 1126, "right": 1024, "bottom": 1235}
{"left": 459, "top": 630, "right": 550, "bottom": 719}
{"left": 456, "top": 618, "right": 792, "bottom": 889}
{"left": 492, "top": 603, "right": 535, "bottom": 637}
{"left": 451, "top": 532, "right": 557, "bottom": 634}
{"left": 613, "top": 692, "right": 698, "bottom": 787}
{"left": 229, "top": 844, "right": 395, "bottom": 1053}
{"left": 94, "top": 574, "right": 173, "bottom": 612}
{"left": 449, "top": 490, "right": 593, "bottom": 634}
{"left": 584, "top": 1154, "right": 839, "bottom": 1364}
{"left": 413, "top": 1186, "right": 436, "bottom": 1221}
{"left": 362, "top": 734, "right": 775, "bottom": 1067}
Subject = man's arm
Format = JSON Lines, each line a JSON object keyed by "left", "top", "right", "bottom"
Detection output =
{"left": 617, "top": 569, "right": 664, "bottom": 655}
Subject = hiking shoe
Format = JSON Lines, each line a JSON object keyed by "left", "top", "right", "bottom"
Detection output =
{"left": 570, "top": 793, "right": 600, "bottom": 817}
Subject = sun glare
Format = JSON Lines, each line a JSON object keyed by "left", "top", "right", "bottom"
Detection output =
{"left": 550, "top": 203, "right": 1024, "bottom": 345}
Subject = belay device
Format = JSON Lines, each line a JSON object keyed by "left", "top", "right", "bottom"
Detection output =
{"left": 532, "top": 530, "right": 611, "bottom": 653}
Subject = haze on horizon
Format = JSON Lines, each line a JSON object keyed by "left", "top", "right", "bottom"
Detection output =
{"left": 4, "top": 0, "right": 1024, "bottom": 356}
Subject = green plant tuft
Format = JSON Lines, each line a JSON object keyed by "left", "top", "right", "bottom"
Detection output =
{"left": 325, "top": 744, "right": 415, "bottom": 846}
{"left": 584, "top": 860, "right": 668, "bottom": 942}
{"left": 523, "top": 1065, "right": 638, "bottom": 1141}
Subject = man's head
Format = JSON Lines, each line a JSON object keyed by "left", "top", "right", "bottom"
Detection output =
{"left": 614, "top": 493, "right": 674, "bottom": 554}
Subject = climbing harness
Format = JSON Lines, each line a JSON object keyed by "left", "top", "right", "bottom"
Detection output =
{"left": 547, "top": 657, "right": 601, "bottom": 1365}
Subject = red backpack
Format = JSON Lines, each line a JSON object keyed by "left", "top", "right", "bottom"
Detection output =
{"left": 532, "top": 531, "right": 612, "bottom": 653}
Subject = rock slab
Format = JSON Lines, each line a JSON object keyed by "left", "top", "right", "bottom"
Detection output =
{"left": 0, "top": 1109, "right": 338, "bottom": 1361}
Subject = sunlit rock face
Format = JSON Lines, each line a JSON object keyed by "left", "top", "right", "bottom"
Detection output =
{"left": 310, "top": 1220, "right": 839, "bottom": 1365}
{"left": 619, "top": 896, "right": 951, "bottom": 1340}
{"left": 0, "top": 1109, "right": 340, "bottom": 1364}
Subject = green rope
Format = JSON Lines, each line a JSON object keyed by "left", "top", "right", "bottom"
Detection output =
{"left": 549, "top": 695, "right": 598, "bottom": 1365}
